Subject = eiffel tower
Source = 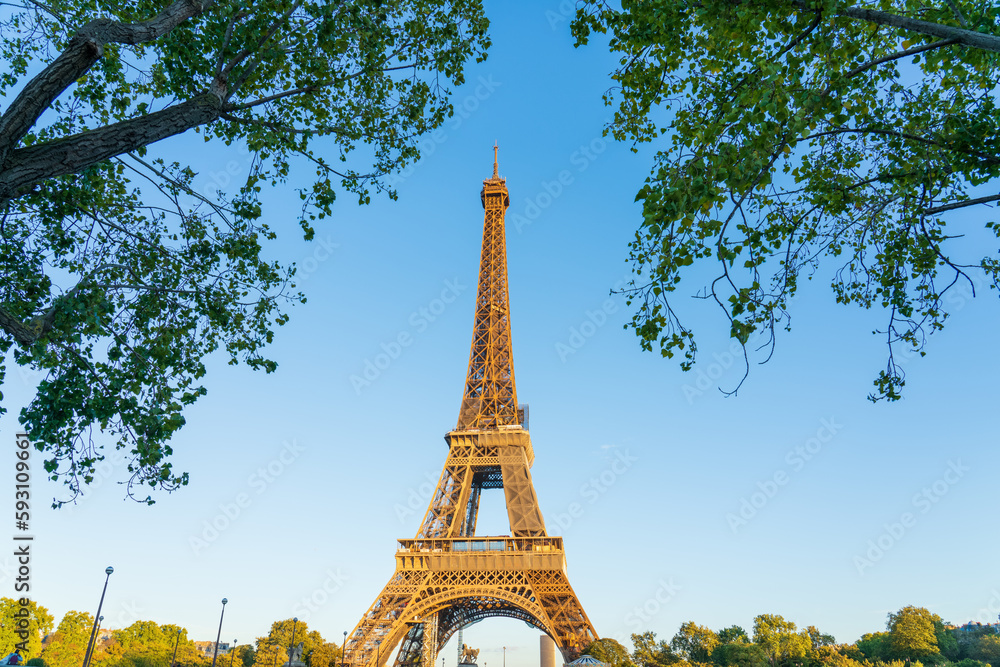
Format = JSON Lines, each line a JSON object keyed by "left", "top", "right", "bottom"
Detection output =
{"left": 342, "top": 148, "right": 598, "bottom": 667}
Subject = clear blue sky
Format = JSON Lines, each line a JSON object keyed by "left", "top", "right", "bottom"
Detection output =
{"left": 3, "top": 2, "right": 1000, "bottom": 666}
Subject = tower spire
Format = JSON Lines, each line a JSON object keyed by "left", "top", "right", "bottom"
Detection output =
{"left": 457, "top": 147, "right": 518, "bottom": 431}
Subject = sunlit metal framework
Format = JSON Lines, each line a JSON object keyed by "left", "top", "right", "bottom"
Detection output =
{"left": 458, "top": 146, "right": 518, "bottom": 431}
{"left": 343, "top": 150, "right": 597, "bottom": 667}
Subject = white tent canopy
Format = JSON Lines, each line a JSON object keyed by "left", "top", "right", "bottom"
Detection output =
{"left": 565, "top": 656, "right": 608, "bottom": 667}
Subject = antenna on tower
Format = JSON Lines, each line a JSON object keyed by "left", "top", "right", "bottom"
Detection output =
{"left": 492, "top": 143, "right": 499, "bottom": 178}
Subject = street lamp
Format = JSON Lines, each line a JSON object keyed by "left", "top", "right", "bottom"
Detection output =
{"left": 211, "top": 599, "right": 229, "bottom": 667}
{"left": 83, "top": 566, "right": 114, "bottom": 667}
{"left": 342, "top": 631, "right": 347, "bottom": 667}
{"left": 503, "top": 647, "right": 506, "bottom": 667}
{"left": 289, "top": 618, "right": 299, "bottom": 666}
{"left": 230, "top": 641, "right": 238, "bottom": 667}
{"left": 171, "top": 628, "right": 183, "bottom": 667}
{"left": 89, "top": 615, "right": 105, "bottom": 663}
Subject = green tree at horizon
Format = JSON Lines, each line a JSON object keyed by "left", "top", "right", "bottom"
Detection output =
{"left": 39, "top": 610, "right": 92, "bottom": 667}
{"left": 0, "top": 598, "right": 54, "bottom": 660}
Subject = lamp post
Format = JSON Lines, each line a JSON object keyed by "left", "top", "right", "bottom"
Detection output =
{"left": 90, "top": 615, "right": 104, "bottom": 663}
{"left": 503, "top": 647, "right": 506, "bottom": 667}
{"left": 211, "top": 599, "right": 228, "bottom": 667}
{"left": 83, "top": 566, "right": 114, "bottom": 667}
{"left": 288, "top": 618, "right": 299, "bottom": 666}
{"left": 342, "top": 631, "right": 347, "bottom": 667}
{"left": 171, "top": 628, "right": 182, "bottom": 667}
{"left": 230, "top": 641, "right": 238, "bottom": 667}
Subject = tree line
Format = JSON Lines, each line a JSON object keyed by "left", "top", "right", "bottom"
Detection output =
{"left": 585, "top": 607, "right": 1000, "bottom": 667}
{"left": 0, "top": 599, "right": 342, "bottom": 667}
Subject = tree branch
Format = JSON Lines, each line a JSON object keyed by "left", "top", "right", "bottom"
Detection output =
{"left": 0, "top": 36, "right": 104, "bottom": 165}
{"left": 0, "top": 305, "right": 40, "bottom": 346}
{"left": 805, "top": 126, "right": 1000, "bottom": 167}
{"left": 835, "top": 4, "right": 1000, "bottom": 53}
{"left": 942, "top": 0, "right": 969, "bottom": 28}
{"left": 843, "top": 38, "right": 959, "bottom": 78}
{"left": 0, "top": 0, "right": 217, "bottom": 164}
{"left": 0, "top": 93, "right": 223, "bottom": 201}
{"left": 222, "top": 0, "right": 302, "bottom": 85}
{"left": 91, "top": 283, "right": 201, "bottom": 295}
{"left": 24, "top": 0, "right": 65, "bottom": 24}
{"left": 219, "top": 111, "right": 349, "bottom": 137}
{"left": 227, "top": 83, "right": 328, "bottom": 110}
{"left": 214, "top": 10, "right": 239, "bottom": 80}
{"left": 74, "top": 0, "right": 215, "bottom": 46}
{"left": 923, "top": 192, "right": 1000, "bottom": 214}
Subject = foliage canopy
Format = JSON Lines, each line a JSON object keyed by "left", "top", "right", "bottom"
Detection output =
{"left": 573, "top": 0, "right": 1000, "bottom": 400}
{"left": 0, "top": 598, "right": 54, "bottom": 660}
{"left": 37, "top": 610, "right": 93, "bottom": 667}
{"left": 0, "top": 0, "right": 489, "bottom": 503}
{"left": 887, "top": 606, "right": 944, "bottom": 660}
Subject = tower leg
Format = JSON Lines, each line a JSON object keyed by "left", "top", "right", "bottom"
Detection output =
{"left": 395, "top": 624, "right": 424, "bottom": 667}
{"left": 421, "top": 613, "right": 439, "bottom": 667}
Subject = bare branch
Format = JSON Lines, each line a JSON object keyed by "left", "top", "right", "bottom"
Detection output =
{"left": 91, "top": 283, "right": 201, "bottom": 295}
{"left": 227, "top": 83, "right": 329, "bottom": 111}
{"left": 25, "top": 0, "right": 65, "bottom": 24}
{"left": 219, "top": 111, "right": 349, "bottom": 137}
{"left": 805, "top": 126, "right": 1000, "bottom": 167}
{"left": 214, "top": 11, "right": 238, "bottom": 80}
{"left": 844, "top": 38, "right": 959, "bottom": 78}
{"left": 942, "top": 0, "right": 969, "bottom": 27}
{"left": 221, "top": 0, "right": 302, "bottom": 83}
{"left": 923, "top": 192, "right": 1000, "bottom": 214}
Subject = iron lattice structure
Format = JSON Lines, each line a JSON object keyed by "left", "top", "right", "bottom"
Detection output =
{"left": 343, "top": 149, "right": 597, "bottom": 667}
{"left": 458, "top": 147, "right": 517, "bottom": 431}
